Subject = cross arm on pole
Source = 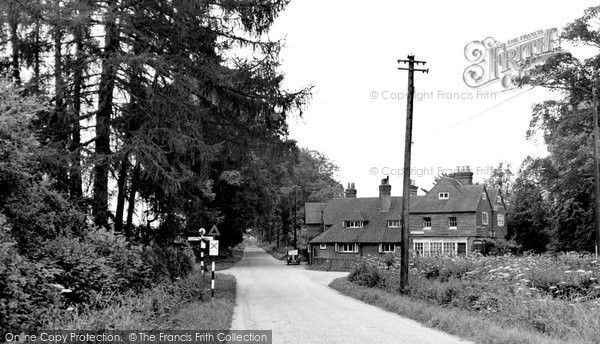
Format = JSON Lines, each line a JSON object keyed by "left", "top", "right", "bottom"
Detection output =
{"left": 398, "top": 67, "right": 429, "bottom": 73}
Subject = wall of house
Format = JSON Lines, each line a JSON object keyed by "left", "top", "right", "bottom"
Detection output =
{"left": 476, "top": 193, "right": 493, "bottom": 237}
{"left": 492, "top": 207, "right": 507, "bottom": 239}
{"left": 311, "top": 243, "right": 361, "bottom": 259}
{"left": 409, "top": 212, "right": 477, "bottom": 237}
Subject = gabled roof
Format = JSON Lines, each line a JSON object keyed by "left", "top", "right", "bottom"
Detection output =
{"left": 411, "top": 177, "right": 484, "bottom": 213}
{"left": 487, "top": 188, "right": 506, "bottom": 211}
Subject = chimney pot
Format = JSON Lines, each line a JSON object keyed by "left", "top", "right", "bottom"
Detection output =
{"left": 345, "top": 182, "right": 357, "bottom": 198}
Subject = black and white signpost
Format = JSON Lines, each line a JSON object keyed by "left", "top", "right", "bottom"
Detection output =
{"left": 208, "top": 225, "right": 220, "bottom": 299}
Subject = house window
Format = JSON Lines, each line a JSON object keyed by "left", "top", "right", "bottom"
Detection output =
{"left": 347, "top": 221, "right": 363, "bottom": 228}
{"left": 387, "top": 220, "right": 400, "bottom": 228}
{"left": 430, "top": 242, "right": 443, "bottom": 255}
{"left": 448, "top": 217, "right": 457, "bottom": 229}
{"left": 320, "top": 243, "right": 326, "bottom": 250}
{"left": 443, "top": 242, "right": 456, "bottom": 254}
{"left": 482, "top": 192, "right": 487, "bottom": 201}
{"left": 422, "top": 217, "right": 431, "bottom": 229}
{"left": 414, "top": 242, "right": 424, "bottom": 255}
{"left": 380, "top": 243, "right": 395, "bottom": 253}
{"left": 337, "top": 243, "right": 358, "bottom": 253}
{"left": 498, "top": 214, "right": 505, "bottom": 227}
{"left": 439, "top": 192, "right": 449, "bottom": 200}
{"left": 414, "top": 240, "right": 466, "bottom": 257}
{"left": 497, "top": 195, "right": 502, "bottom": 203}
{"left": 482, "top": 212, "right": 488, "bottom": 225}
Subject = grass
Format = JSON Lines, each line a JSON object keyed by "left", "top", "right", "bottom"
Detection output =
{"left": 330, "top": 277, "right": 569, "bottom": 344}
{"left": 50, "top": 270, "right": 237, "bottom": 331}
{"left": 172, "top": 274, "right": 237, "bottom": 329}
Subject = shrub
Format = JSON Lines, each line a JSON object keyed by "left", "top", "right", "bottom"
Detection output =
{"left": 348, "top": 260, "right": 381, "bottom": 288}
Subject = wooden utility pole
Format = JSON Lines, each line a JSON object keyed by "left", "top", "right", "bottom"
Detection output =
{"left": 398, "top": 55, "right": 428, "bottom": 290}
{"left": 293, "top": 185, "right": 299, "bottom": 249}
{"left": 593, "top": 86, "right": 600, "bottom": 258}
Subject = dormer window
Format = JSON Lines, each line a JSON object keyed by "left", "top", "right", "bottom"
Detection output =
{"left": 439, "top": 192, "right": 449, "bottom": 199}
{"left": 497, "top": 195, "right": 502, "bottom": 203}
{"left": 346, "top": 221, "right": 363, "bottom": 228}
{"left": 387, "top": 220, "right": 400, "bottom": 228}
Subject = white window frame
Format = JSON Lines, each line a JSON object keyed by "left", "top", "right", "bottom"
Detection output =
{"left": 337, "top": 243, "right": 358, "bottom": 253}
{"left": 498, "top": 213, "right": 505, "bottom": 227}
{"left": 379, "top": 243, "right": 395, "bottom": 253}
{"left": 448, "top": 217, "right": 458, "bottom": 229}
{"left": 422, "top": 217, "right": 432, "bottom": 229}
{"left": 497, "top": 195, "right": 502, "bottom": 204}
{"left": 347, "top": 221, "right": 363, "bottom": 228}
{"left": 319, "top": 243, "right": 326, "bottom": 250}
{"left": 482, "top": 212, "right": 488, "bottom": 225}
{"left": 387, "top": 220, "right": 400, "bottom": 228}
{"left": 413, "top": 239, "right": 468, "bottom": 257}
{"left": 439, "top": 192, "right": 449, "bottom": 200}
{"left": 414, "top": 242, "right": 424, "bottom": 255}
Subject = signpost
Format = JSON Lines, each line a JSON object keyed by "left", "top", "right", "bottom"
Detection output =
{"left": 189, "top": 226, "right": 220, "bottom": 299}
{"left": 209, "top": 239, "right": 218, "bottom": 298}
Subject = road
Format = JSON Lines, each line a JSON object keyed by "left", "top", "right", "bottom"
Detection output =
{"left": 228, "top": 245, "right": 471, "bottom": 344}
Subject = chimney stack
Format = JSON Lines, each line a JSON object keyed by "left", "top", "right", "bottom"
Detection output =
{"left": 345, "top": 182, "right": 357, "bottom": 198}
{"left": 448, "top": 166, "right": 473, "bottom": 185}
{"left": 409, "top": 179, "right": 418, "bottom": 196}
{"left": 379, "top": 177, "right": 391, "bottom": 212}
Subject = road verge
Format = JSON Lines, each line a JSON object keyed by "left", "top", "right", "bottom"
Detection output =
{"left": 330, "top": 277, "right": 569, "bottom": 344}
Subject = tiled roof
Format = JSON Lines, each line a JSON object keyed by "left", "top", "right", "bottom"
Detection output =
{"left": 305, "top": 203, "right": 326, "bottom": 224}
{"left": 310, "top": 196, "right": 421, "bottom": 243}
{"left": 411, "top": 177, "right": 484, "bottom": 213}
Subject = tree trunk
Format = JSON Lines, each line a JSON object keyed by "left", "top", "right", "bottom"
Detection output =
{"left": 8, "top": 4, "right": 20, "bottom": 84}
{"left": 114, "top": 153, "right": 129, "bottom": 233}
{"left": 125, "top": 162, "right": 141, "bottom": 238}
{"left": 53, "top": 19, "right": 69, "bottom": 193}
{"left": 69, "top": 25, "right": 84, "bottom": 198}
{"left": 93, "top": 1, "right": 119, "bottom": 228}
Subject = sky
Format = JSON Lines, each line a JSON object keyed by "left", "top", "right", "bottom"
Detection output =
{"left": 268, "top": 0, "right": 599, "bottom": 197}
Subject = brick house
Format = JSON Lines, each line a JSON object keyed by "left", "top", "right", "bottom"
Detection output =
{"left": 306, "top": 168, "right": 507, "bottom": 266}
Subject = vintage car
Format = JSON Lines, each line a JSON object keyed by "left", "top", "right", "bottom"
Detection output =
{"left": 286, "top": 249, "right": 301, "bottom": 265}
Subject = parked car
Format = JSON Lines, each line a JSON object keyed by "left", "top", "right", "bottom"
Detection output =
{"left": 286, "top": 249, "right": 301, "bottom": 265}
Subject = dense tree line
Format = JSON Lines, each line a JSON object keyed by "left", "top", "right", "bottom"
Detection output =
{"left": 485, "top": 6, "right": 600, "bottom": 253}
{"left": 0, "top": 0, "right": 342, "bottom": 335}
{"left": 0, "top": 0, "right": 341, "bottom": 248}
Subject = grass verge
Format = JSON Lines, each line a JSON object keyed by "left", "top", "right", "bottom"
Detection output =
{"left": 172, "top": 274, "right": 237, "bottom": 329}
{"left": 330, "top": 277, "right": 572, "bottom": 344}
{"left": 51, "top": 272, "right": 237, "bottom": 331}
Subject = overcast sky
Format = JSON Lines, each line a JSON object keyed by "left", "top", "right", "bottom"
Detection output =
{"left": 268, "top": 0, "right": 598, "bottom": 197}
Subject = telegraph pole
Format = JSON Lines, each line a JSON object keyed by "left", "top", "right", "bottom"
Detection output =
{"left": 293, "top": 185, "right": 299, "bottom": 249}
{"left": 593, "top": 85, "right": 600, "bottom": 258}
{"left": 398, "top": 55, "right": 428, "bottom": 290}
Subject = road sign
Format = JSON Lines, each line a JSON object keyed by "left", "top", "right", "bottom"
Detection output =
{"left": 199, "top": 228, "right": 206, "bottom": 236}
{"left": 209, "top": 240, "right": 219, "bottom": 256}
{"left": 200, "top": 241, "right": 206, "bottom": 249}
{"left": 188, "top": 237, "right": 202, "bottom": 241}
{"left": 208, "top": 224, "right": 220, "bottom": 237}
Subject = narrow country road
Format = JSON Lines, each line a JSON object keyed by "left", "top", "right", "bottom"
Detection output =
{"left": 228, "top": 244, "right": 471, "bottom": 344}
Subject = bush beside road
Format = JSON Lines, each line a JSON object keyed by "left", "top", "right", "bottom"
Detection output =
{"left": 334, "top": 253, "right": 600, "bottom": 344}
